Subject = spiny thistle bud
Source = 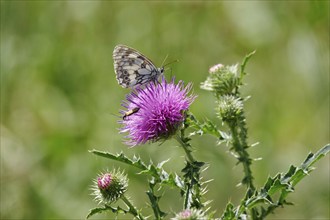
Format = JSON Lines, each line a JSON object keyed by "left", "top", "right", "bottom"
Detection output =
{"left": 208, "top": 63, "right": 224, "bottom": 73}
{"left": 201, "top": 63, "right": 241, "bottom": 97}
{"left": 172, "top": 209, "right": 207, "bottom": 220}
{"left": 91, "top": 169, "right": 128, "bottom": 204}
{"left": 217, "top": 95, "right": 243, "bottom": 125}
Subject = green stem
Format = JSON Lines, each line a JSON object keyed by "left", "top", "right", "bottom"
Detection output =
{"left": 229, "top": 124, "right": 254, "bottom": 190}
{"left": 174, "top": 133, "right": 205, "bottom": 210}
{"left": 174, "top": 134, "right": 195, "bottom": 163}
{"left": 174, "top": 134, "right": 195, "bottom": 209}
{"left": 121, "top": 195, "right": 144, "bottom": 220}
{"left": 146, "top": 184, "right": 164, "bottom": 220}
{"left": 229, "top": 124, "right": 258, "bottom": 219}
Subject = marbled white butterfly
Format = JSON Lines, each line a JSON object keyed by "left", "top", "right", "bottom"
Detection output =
{"left": 113, "top": 45, "right": 164, "bottom": 88}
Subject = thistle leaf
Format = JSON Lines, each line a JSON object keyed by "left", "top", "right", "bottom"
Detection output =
{"left": 86, "top": 205, "right": 127, "bottom": 219}
{"left": 221, "top": 203, "right": 235, "bottom": 220}
{"left": 186, "top": 114, "right": 228, "bottom": 142}
{"left": 90, "top": 149, "right": 184, "bottom": 190}
{"left": 234, "top": 144, "right": 330, "bottom": 218}
{"left": 240, "top": 50, "right": 256, "bottom": 79}
{"left": 89, "top": 150, "right": 148, "bottom": 170}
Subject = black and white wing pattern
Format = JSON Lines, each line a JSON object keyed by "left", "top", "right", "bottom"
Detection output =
{"left": 113, "top": 45, "right": 164, "bottom": 88}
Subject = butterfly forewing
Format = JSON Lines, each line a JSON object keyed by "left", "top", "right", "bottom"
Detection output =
{"left": 113, "top": 45, "right": 164, "bottom": 88}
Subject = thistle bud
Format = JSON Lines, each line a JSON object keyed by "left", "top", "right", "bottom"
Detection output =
{"left": 208, "top": 63, "right": 224, "bottom": 74}
{"left": 217, "top": 95, "right": 243, "bottom": 124}
{"left": 92, "top": 169, "right": 128, "bottom": 204}
{"left": 172, "top": 209, "right": 207, "bottom": 220}
{"left": 201, "top": 64, "right": 241, "bottom": 97}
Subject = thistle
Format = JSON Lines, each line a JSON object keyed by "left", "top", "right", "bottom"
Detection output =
{"left": 120, "top": 77, "right": 196, "bottom": 146}
{"left": 172, "top": 209, "right": 207, "bottom": 220}
{"left": 91, "top": 169, "right": 128, "bottom": 204}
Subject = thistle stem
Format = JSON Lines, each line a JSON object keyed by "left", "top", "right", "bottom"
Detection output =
{"left": 229, "top": 124, "right": 254, "bottom": 190}
{"left": 174, "top": 132, "right": 205, "bottom": 210}
{"left": 121, "top": 195, "right": 145, "bottom": 220}
{"left": 228, "top": 119, "right": 256, "bottom": 219}
{"left": 174, "top": 134, "right": 195, "bottom": 210}
{"left": 174, "top": 134, "right": 195, "bottom": 163}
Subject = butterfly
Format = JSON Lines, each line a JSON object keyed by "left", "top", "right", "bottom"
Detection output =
{"left": 113, "top": 45, "right": 164, "bottom": 88}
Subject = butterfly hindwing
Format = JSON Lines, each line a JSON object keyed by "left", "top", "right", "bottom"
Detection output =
{"left": 113, "top": 45, "right": 164, "bottom": 88}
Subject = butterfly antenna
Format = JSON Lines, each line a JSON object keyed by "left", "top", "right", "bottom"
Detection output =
{"left": 164, "top": 59, "right": 179, "bottom": 67}
{"left": 161, "top": 54, "right": 169, "bottom": 67}
{"left": 164, "top": 59, "right": 179, "bottom": 72}
{"left": 161, "top": 54, "right": 179, "bottom": 68}
{"left": 161, "top": 53, "right": 179, "bottom": 76}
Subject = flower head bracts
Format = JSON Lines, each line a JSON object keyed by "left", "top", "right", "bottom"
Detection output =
{"left": 91, "top": 169, "right": 128, "bottom": 204}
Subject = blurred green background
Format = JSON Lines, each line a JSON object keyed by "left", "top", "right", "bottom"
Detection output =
{"left": 1, "top": 1, "right": 329, "bottom": 219}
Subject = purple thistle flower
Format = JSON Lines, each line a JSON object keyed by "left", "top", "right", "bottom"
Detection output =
{"left": 120, "top": 77, "right": 196, "bottom": 146}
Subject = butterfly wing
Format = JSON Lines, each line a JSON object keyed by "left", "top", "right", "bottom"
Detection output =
{"left": 113, "top": 45, "right": 162, "bottom": 88}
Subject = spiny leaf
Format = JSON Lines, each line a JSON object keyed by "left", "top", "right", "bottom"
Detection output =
{"left": 147, "top": 163, "right": 185, "bottom": 190}
{"left": 86, "top": 205, "right": 127, "bottom": 219}
{"left": 181, "top": 161, "right": 205, "bottom": 209}
{"left": 186, "top": 114, "right": 228, "bottom": 142}
{"left": 281, "top": 144, "right": 329, "bottom": 188}
{"left": 90, "top": 150, "right": 185, "bottom": 190}
{"left": 89, "top": 150, "right": 148, "bottom": 170}
{"left": 221, "top": 203, "right": 235, "bottom": 220}
{"left": 235, "top": 144, "right": 330, "bottom": 218}
{"left": 240, "top": 50, "right": 256, "bottom": 79}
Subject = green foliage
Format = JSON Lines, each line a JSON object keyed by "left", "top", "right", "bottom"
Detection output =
{"left": 240, "top": 50, "right": 256, "bottom": 80}
{"left": 87, "top": 195, "right": 145, "bottom": 220}
{"left": 221, "top": 203, "right": 236, "bottom": 220}
{"left": 201, "top": 54, "right": 256, "bottom": 192}
{"left": 181, "top": 160, "right": 206, "bottom": 210}
{"left": 90, "top": 150, "right": 185, "bottom": 190}
{"left": 219, "top": 144, "right": 330, "bottom": 220}
{"left": 146, "top": 186, "right": 167, "bottom": 219}
{"left": 230, "top": 144, "right": 330, "bottom": 220}
{"left": 176, "top": 118, "right": 208, "bottom": 210}
{"left": 86, "top": 205, "right": 128, "bottom": 219}
{"left": 88, "top": 150, "right": 184, "bottom": 219}
{"left": 187, "top": 113, "right": 228, "bottom": 142}
{"left": 91, "top": 141, "right": 330, "bottom": 220}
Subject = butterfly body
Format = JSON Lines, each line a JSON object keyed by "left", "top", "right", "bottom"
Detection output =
{"left": 113, "top": 45, "right": 164, "bottom": 88}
